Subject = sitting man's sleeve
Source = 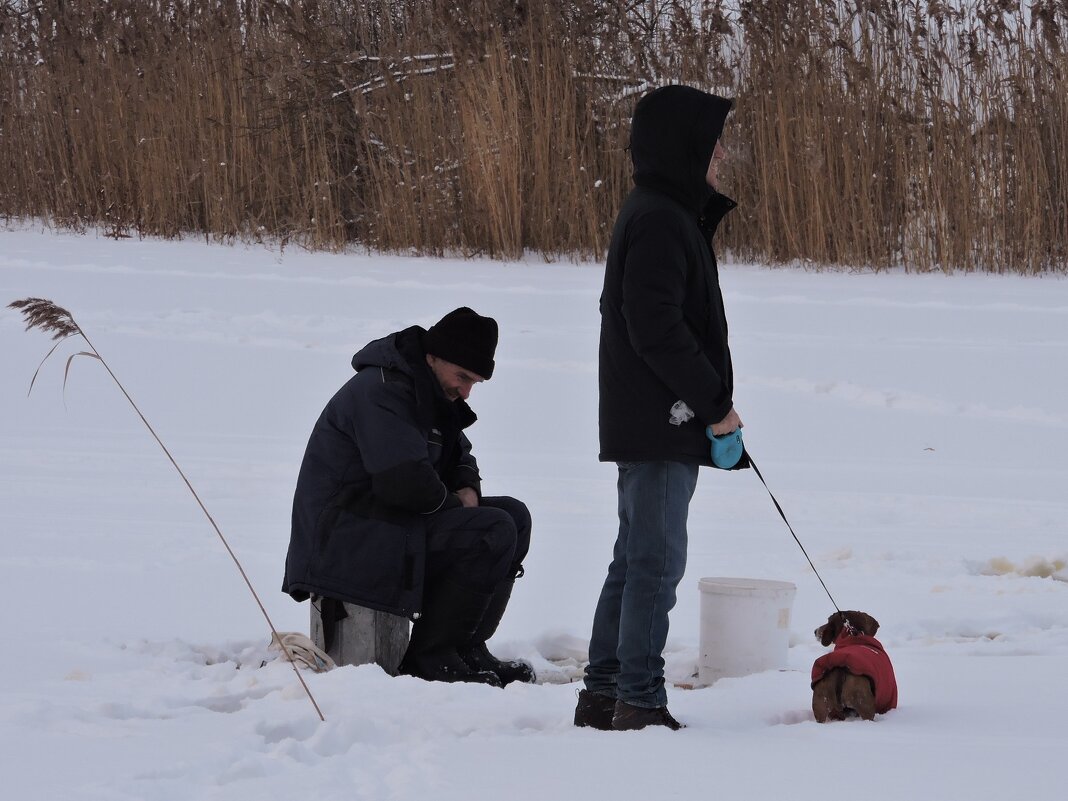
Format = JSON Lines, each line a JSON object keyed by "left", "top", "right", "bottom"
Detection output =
{"left": 347, "top": 376, "right": 460, "bottom": 515}
{"left": 445, "top": 431, "right": 482, "bottom": 498}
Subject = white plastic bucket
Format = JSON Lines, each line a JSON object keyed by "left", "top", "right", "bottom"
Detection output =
{"left": 697, "top": 577, "right": 796, "bottom": 685}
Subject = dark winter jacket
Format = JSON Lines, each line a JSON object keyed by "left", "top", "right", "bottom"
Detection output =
{"left": 282, "top": 326, "right": 482, "bottom": 616}
{"left": 811, "top": 632, "right": 899, "bottom": 714}
{"left": 599, "top": 84, "right": 744, "bottom": 466}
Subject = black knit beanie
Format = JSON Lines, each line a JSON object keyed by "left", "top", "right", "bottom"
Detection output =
{"left": 423, "top": 307, "right": 498, "bottom": 379}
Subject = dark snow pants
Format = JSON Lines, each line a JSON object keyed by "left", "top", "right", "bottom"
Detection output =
{"left": 424, "top": 495, "right": 531, "bottom": 592}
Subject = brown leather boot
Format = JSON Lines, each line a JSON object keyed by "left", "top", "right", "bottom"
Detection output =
{"left": 611, "top": 700, "right": 684, "bottom": 731}
{"left": 573, "top": 689, "right": 616, "bottom": 730}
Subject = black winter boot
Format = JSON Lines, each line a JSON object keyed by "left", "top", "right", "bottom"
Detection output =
{"left": 458, "top": 575, "right": 535, "bottom": 686}
{"left": 398, "top": 578, "right": 502, "bottom": 687}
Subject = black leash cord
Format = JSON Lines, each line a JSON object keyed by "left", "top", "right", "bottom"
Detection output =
{"left": 747, "top": 453, "right": 841, "bottom": 613}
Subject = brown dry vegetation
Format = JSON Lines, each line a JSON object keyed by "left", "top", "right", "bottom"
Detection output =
{"left": 1, "top": 0, "right": 1066, "bottom": 272}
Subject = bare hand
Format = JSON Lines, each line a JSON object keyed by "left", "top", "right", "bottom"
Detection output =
{"left": 456, "top": 487, "right": 480, "bottom": 508}
{"left": 710, "top": 407, "right": 743, "bottom": 436}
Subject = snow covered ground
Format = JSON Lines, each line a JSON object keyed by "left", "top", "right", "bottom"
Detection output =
{"left": 2, "top": 224, "right": 1066, "bottom": 801}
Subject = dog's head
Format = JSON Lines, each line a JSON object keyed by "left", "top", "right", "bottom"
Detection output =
{"left": 815, "top": 610, "right": 880, "bottom": 646}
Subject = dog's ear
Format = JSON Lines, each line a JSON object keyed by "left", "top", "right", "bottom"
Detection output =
{"left": 819, "top": 613, "right": 842, "bottom": 646}
{"left": 852, "top": 612, "right": 880, "bottom": 636}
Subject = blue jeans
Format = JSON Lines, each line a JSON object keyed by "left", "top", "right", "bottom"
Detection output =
{"left": 584, "top": 461, "right": 699, "bottom": 708}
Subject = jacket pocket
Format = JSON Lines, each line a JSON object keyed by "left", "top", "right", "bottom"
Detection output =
{"left": 314, "top": 507, "right": 407, "bottom": 606}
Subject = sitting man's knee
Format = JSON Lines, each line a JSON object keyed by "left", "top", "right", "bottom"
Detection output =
{"left": 510, "top": 498, "right": 531, "bottom": 533}
{"left": 491, "top": 498, "right": 530, "bottom": 571}
{"left": 484, "top": 514, "right": 518, "bottom": 558}
{"left": 485, "top": 495, "right": 530, "bottom": 534}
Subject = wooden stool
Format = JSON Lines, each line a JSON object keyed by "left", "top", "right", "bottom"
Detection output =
{"left": 310, "top": 597, "right": 410, "bottom": 675}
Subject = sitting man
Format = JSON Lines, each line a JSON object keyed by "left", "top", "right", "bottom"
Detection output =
{"left": 283, "top": 307, "right": 533, "bottom": 687}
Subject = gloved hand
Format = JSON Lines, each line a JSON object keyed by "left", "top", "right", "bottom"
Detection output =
{"left": 706, "top": 425, "right": 744, "bottom": 469}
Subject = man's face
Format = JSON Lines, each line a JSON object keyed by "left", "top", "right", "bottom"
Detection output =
{"left": 705, "top": 140, "right": 726, "bottom": 188}
{"left": 426, "top": 354, "right": 486, "bottom": 401}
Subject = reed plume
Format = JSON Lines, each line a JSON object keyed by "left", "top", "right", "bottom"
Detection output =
{"left": 8, "top": 297, "right": 327, "bottom": 722}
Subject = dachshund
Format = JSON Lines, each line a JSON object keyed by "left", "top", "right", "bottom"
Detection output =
{"left": 811, "top": 611, "right": 898, "bottom": 722}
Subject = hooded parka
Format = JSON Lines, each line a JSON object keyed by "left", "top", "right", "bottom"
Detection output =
{"left": 599, "top": 84, "right": 745, "bottom": 467}
{"left": 282, "top": 326, "right": 481, "bottom": 616}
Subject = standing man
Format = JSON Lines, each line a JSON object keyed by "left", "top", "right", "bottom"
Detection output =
{"left": 283, "top": 307, "right": 534, "bottom": 687}
{"left": 574, "top": 85, "right": 748, "bottom": 731}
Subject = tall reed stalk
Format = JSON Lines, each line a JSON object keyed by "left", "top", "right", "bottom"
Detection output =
{"left": 8, "top": 297, "right": 327, "bottom": 722}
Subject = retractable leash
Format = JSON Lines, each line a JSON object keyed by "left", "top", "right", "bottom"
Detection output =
{"left": 747, "top": 453, "right": 841, "bottom": 613}
{"left": 709, "top": 426, "right": 841, "bottom": 612}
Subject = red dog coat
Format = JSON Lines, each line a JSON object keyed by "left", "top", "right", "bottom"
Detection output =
{"left": 811, "top": 631, "right": 898, "bottom": 714}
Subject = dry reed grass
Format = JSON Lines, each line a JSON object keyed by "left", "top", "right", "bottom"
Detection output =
{"left": 1, "top": 0, "right": 1065, "bottom": 272}
{"left": 8, "top": 295, "right": 327, "bottom": 721}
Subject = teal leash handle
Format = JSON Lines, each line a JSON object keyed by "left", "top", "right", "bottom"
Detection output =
{"left": 747, "top": 453, "right": 841, "bottom": 613}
